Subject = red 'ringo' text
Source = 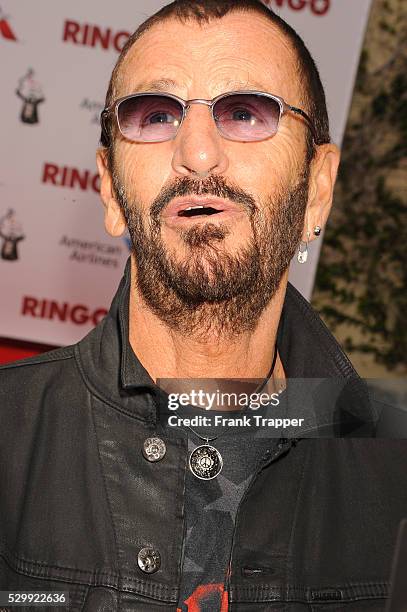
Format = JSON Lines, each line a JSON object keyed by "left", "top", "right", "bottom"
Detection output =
{"left": 263, "top": 0, "right": 330, "bottom": 16}
{"left": 62, "top": 20, "right": 130, "bottom": 52}
{"left": 22, "top": 297, "right": 107, "bottom": 326}
{"left": 42, "top": 163, "right": 100, "bottom": 193}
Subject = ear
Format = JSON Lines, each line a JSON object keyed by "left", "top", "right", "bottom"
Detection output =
{"left": 301, "top": 143, "right": 341, "bottom": 241}
{"left": 96, "top": 148, "right": 127, "bottom": 237}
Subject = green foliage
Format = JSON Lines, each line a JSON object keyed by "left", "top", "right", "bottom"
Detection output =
{"left": 313, "top": 3, "right": 407, "bottom": 371}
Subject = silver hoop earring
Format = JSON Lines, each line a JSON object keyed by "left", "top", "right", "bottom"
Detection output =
{"left": 297, "top": 231, "right": 310, "bottom": 264}
{"left": 314, "top": 225, "right": 321, "bottom": 236}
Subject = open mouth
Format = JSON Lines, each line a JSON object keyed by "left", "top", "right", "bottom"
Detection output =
{"left": 161, "top": 197, "right": 244, "bottom": 225}
{"left": 177, "top": 205, "right": 223, "bottom": 218}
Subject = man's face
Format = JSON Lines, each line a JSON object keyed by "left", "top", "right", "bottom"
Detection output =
{"left": 108, "top": 12, "right": 311, "bottom": 336}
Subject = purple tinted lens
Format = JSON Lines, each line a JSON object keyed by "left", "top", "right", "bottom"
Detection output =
{"left": 117, "top": 95, "right": 183, "bottom": 142}
{"left": 213, "top": 93, "right": 281, "bottom": 141}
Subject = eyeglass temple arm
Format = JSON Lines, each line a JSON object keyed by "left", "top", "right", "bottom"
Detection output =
{"left": 288, "top": 105, "right": 321, "bottom": 145}
{"left": 100, "top": 109, "right": 110, "bottom": 147}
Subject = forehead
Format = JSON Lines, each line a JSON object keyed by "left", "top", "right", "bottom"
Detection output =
{"left": 117, "top": 11, "right": 301, "bottom": 102}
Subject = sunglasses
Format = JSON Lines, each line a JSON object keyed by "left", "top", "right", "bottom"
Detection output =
{"left": 100, "top": 90, "right": 320, "bottom": 146}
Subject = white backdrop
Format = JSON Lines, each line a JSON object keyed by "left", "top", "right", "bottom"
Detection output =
{"left": 0, "top": 0, "right": 372, "bottom": 345}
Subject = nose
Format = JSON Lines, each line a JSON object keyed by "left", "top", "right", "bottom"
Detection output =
{"left": 171, "top": 103, "right": 229, "bottom": 178}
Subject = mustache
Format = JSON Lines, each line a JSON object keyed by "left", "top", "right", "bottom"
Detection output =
{"left": 149, "top": 175, "right": 257, "bottom": 222}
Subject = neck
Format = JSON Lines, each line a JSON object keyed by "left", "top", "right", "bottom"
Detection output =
{"left": 128, "top": 256, "right": 287, "bottom": 383}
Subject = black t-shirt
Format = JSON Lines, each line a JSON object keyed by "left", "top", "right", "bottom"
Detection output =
{"left": 163, "top": 404, "right": 278, "bottom": 612}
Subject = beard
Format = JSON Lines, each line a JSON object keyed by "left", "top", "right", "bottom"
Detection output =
{"left": 113, "top": 170, "right": 309, "bottom": 341}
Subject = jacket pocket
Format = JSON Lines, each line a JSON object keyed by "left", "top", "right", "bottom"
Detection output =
{"left": 0, "top": 558, "right": 87, "bottom": 611}
{"left": 82, "top": 587, "right": 117, "bottom": 611}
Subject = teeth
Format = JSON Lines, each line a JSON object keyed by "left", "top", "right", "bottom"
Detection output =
{"left": 184, "top": 205, "right": 204, "bottom": 211}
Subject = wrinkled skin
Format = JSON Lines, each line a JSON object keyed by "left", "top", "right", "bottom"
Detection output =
{"left": 97, "top": 12, "right": 340, "bottom": 381}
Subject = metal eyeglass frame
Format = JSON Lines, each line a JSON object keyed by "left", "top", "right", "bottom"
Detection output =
{"left": 100, "top": 90, "right": 321, "bottom": 147}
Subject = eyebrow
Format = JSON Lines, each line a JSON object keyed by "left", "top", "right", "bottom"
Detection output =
{"left": 131, "top": 77, "right": 271, "bottom": 96}
{"left": 132, "top": 78, "right": 180, "bottom": 93}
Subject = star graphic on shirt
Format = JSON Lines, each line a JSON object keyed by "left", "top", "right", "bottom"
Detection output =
{"left": 202, "top": 473, "right": 253, "bottom": 520}
{"left": 181, "top": 525, "right": 204, "bottom": 574}
{"left": 188, "top": 437, "right": 198, "bottom": 453}
{"left": 183, "top": 554, "right": 204, "bottom": 574}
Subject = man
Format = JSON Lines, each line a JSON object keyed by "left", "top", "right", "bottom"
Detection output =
{"left": 1, "top": 1, "right": 406, "bottom": 610}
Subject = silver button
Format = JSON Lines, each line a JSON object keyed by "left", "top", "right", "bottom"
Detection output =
{"left": 142, "top": 437, "right": 166, "bottom": 462}
{"left": 137, "top": 547, "right": 161, "bottom": 573}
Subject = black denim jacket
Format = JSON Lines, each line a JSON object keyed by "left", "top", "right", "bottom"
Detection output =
{"left": 1, "top": 260, "right": 406, "bottom": 611}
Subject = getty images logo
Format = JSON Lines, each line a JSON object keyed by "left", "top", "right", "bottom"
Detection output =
{"left": 0, "top": 6, "right": 17, "bottom": 41}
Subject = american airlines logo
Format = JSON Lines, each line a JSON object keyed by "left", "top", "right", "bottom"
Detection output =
{"left": 62, "top": 19, "right": 130, "bottom": 52}
{"left": 263, "top": 0, "right": 330, "bottom": 15}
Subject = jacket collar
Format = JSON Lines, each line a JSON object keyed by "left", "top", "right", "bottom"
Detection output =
{"left": 77, "top": 258, "right": 373, "bottom": 432}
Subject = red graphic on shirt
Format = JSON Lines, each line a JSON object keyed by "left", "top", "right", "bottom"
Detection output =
{"left": 177, "top": 582, "right": 229, "bottom": 611}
